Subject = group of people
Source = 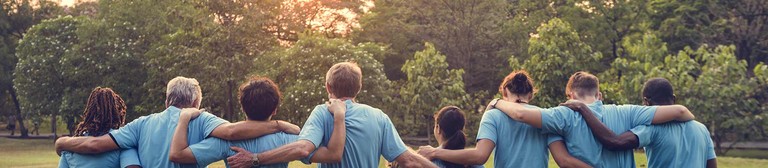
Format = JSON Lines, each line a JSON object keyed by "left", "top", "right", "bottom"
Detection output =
{"left": 53, "top": 61, "right": 716, "bottom": 168}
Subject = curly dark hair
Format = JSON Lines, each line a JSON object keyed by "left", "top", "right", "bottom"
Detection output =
{"left": 73, "top": 87, "right": 127, "bottom": 137}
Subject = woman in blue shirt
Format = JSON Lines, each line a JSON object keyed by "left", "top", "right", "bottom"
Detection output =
{"left": 429, "top": 106, "right": 483, "bottom": 168}
{"left": 58, "top": 87, "right": 141, "bottom": 168}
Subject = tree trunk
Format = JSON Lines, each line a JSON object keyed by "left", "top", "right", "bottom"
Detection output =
{"left": 226, "top": 80, "right": 236, "bottom": 121}
{"left": 51, "top": 112, "right": 57, "bottom": 138}
{"left": 9, "top": 87, "right": 28, "bottom": 137}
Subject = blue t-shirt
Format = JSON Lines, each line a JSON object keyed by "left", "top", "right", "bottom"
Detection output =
{"left": 541, "top": 101, "right": 657, "bottom": 168}
{"left": 58, "top": 147, "right": 141, "bottom": 168}
{"left": 298, "top": 100, "right": 408, "bottom": 168}
{"left": 109, "top": 106, "right": 228, "bottom": 168}
{"left": 432, "top": 159, "right": 484, "bottom": 168}
{"left": 477, "top": 106, "right": 558, "bottom": 168}
{"left": 188, "top": 132, "right": 299, "bottom": 168}
{"left": 630, "top": 120, "right": 716, "bottom": 168}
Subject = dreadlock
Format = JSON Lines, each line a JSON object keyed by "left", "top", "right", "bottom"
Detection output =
{"left": 73, "top": 87, "right": 127, "bottom": 137}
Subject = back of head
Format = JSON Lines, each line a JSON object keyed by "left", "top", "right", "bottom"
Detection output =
{"left": 434, "top": 106, "right": 468, "bottom": 168}
{"left": 75, "top": 87, "right": 127, "bottom": 137}
{"left": 565, "top": 71, "right": 599, "bottom": 99}
{"left": 239, "top": 76, "right": 282, "bottom": 121}
{"left": 325, "top": 62, "right": 363, "bottom": 98}
{"left": 166, "top": 76, "right": 202, "bottom": 108}
{"left": 500, "top": 70, "right": 537, "bottom": 99}
{"left": 642, "top": 78, "right": 675, "bottom": 105}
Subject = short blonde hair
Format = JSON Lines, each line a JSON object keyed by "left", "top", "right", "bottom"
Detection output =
{"left": 325, "top": 62, "right": 363, "bottom": 98}
{"left": 166, "top": 76, "right": 202, "bottom": 108}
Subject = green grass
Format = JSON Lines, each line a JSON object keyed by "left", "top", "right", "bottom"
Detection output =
{"left": 3, "top": 137, "right": 767, "bottom": 168}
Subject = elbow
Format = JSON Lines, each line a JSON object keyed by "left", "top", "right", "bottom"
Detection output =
{"left": 296, "top": 149, "right": 311, "bottom": 159}
{"left": 168, "top": 152, "right": 182, "bottom": 163}
{"left": 467, "top": 153, "right": 490, "bottom": 165}
{"left": 328, "top": 152, "right": 343, "bottom": 163}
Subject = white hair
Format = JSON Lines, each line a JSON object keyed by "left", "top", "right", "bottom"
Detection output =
{"left": 165, "top": 76, "right": 202, "bottom": 108}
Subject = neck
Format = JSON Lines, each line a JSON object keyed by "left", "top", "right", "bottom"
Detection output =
{"left": 574, "top": 96, "right": 598, "bottom": 104}
{"left": 506, "top": 94, "right": 530, "bottom": 104}
{"left": 336, "top": 97, "right": 355, "bottom": 101}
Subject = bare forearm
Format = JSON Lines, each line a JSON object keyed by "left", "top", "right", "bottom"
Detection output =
{"left": 257, "top": 140, "right": 314, "bottom": 165}
{"left": 213, "top": 121, "right": 280, "bottom": 140}
{"left": 550, "top": 141, "right": 591, "bottom": 168}
{"left": 495, "top": 100, "right": 543, "bottom": 128}
{"left": 169, "top": 114, "right": 196, "bottom": 163}
{"left": 652, "top": 105, "right": 694, "bottom": 124}
{"left": 576, "top": 107, "right": 637, "bottom": 150}
{"left": 55, "top": 136, "right": 116, "bottom": 154}
{"left": 433, "top": 148, "right": 488, "bottom": 165}
{"left": 310, "top": 116, "right": 346, "bottom": 163}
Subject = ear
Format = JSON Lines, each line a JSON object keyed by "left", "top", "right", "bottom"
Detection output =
{"left": 596, "top": 91, "right": 602, "bottom": 100}
{"left": 325, "top": 82, "right": 336, "bottom": 99}
{"left": 672, "top": 94, "right": 677, "bottom": 104}
{"left": 642, "top": 97, "right": 650, "bottom": 106}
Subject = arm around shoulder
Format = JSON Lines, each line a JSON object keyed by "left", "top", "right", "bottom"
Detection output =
{"left": 652, "top": 105, "right": 694, "bottom": 124}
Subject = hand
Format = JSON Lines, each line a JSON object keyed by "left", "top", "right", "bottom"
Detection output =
{"left": 276, "top": 120, "right": 301, "bottom": 134}
{"left": 388, "top": 161, "right": 400, "bottom": 168}
{"left": 417, "top": 146, "right": 437, "bottom": 160}
{"left": 180, "top": 108, "right": 203, "bottom": 119}
{"left": 326, "top": 99, "right": 346, "bottom": 117}
{"left": 227, "top": 146, "right": 254, "bottom": 168}
{"left": 560, "top": 100, "right": 587, "bottom": 113}
{"left": 484, "top": 98, "right": 499, "bottom": 112}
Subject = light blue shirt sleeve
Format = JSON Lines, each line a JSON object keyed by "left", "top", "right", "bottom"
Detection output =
{"left": 541, "top": 107, "right": 573, "bottom": 135}
{"left": 119, "top": 148, "right": 141, "bottom": 168}
{"left": 58, "top": 152, "right": 70, "bottom": 168}
{"left": 197, "top": 112, "right": 229, "bottom": 138}
{"left": 630, "top": 125, "right": 653, "bottom": 147}
{"left": 617, "top": 105, "right": 657, "bottom": 126}
{"left": 546, "top": 134, "right": 564, "bottom": 145}
{"left": 189, "top": 137, "right": 230, "bottom": 166}
{"left": 381, "top": 114, "right": 408, "bottom": 162}
{"left": 706, "top": 133, "right": 717, "bottom": 159}
{"left": 476, "top": 111, "right": 498, "bottom": 143}
{"left": 109, "top": 116, "right": 146, "bottom": 149}
{"left": 298, "top": 105, "right": 328, "bottom": 164}
{"left": 298, "top": 105, "right": 328, "bottom": 148}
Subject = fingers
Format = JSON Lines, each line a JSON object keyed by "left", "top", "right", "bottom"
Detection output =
{"left": 230, "top": 146, "right": 248, "bottom": 153}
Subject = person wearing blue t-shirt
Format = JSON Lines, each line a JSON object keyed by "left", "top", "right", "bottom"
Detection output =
{"left": 58, "top": 87, "right": 141, "bottom": 168}
{"left": 225, "top": 62, "right": 437, "bottom": 168}
{"left": 418, "top": 70, "right": 589, "bottom": 168}
{"left": 560, "top": 78, "right": 717, "bottom": 168}
{"left": 166, "top": 76, "right": 347, "bottom": 168}
{"left": 491, "top": 71, "right": 697, "bottom": 168}
{"left": 420, "top": 106, "right": 484, "bottom": 168}
{"left": 55, "top": 76, "right": 301, "bottom": 168}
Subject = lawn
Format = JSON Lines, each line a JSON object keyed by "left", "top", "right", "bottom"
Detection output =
{"left": 2, "top": 138, "right": 767, "bottom": 168}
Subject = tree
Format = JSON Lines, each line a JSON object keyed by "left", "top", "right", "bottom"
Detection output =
{"left": 354, "top": 0, "right": 508, "bottom": 94}
{"left": 509, "top": 18, "right": 603, "bottom": 107}
{"left": 397, "top": 43, "right": 468, "bottom": 141}
{"left": 600, "top": 32, "right": 668, "bottom": 104}
{"left": 262, "top": 35, "right": 393, "bottom": 126}
{"left": 0, "top": 0, "right": 61, "bottom": 137}
{"left": 14, "top": 16, "right": 83, "bottom": 137}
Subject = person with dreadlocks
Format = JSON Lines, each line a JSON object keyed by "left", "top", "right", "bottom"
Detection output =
{"left": 57, "top": 87, "right": 141, "bottom": 168}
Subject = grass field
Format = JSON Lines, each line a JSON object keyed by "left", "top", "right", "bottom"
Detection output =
{"left": 2, "top": 138, "right": 767, "bottom": 168}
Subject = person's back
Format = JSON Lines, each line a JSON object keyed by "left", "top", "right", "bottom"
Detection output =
{"left": 543, "top": 101, "right": 658, "bottom": 168}
{"left": 630, "top": 120, "right": 715, "bottom": 168}
{"left": 110, "top": 107, "right": 226, "bottom": 168}
{"left": 480, "top": 107, "right": 550, "bottom": 168}
{"left": 299, "top": 100, "right": 406, "bottom": 168}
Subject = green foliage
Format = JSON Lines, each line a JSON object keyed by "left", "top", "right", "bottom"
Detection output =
{"left": 600, "top": 32, "right": 668, "bottom": 104}
{"left": 396, "top": 43, "right": 467, "bottom": 136}
{"left": 262, "top": 36, "right": 392, "bottom": 126}
{"left": 509, "top": 18, "right": 603, "bottom": 107}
